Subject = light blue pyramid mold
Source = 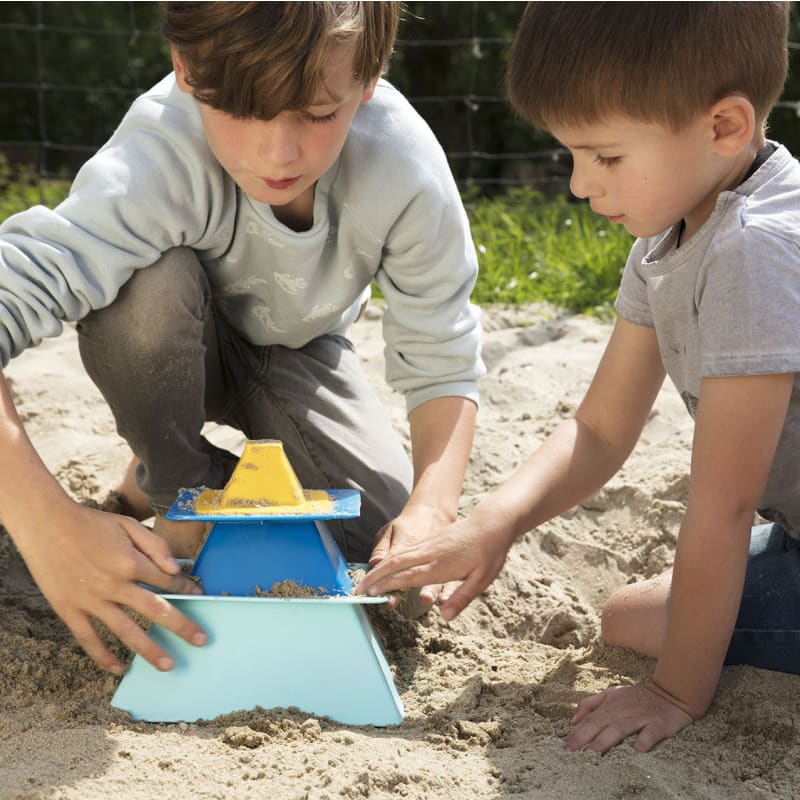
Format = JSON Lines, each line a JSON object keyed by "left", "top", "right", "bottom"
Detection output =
{"left": 111, "top": 486, "right": 404, "bottom": 726}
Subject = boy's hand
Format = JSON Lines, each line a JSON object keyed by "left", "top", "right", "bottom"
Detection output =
{"left": 366, "top": 504, "right": 454, "bottom": 611}
{"left": 13, "top": 501, "right": 207, "bottom": 675}
{"left": 565, "top": 682, "right": 694, "bottom": 754}
{"left": 359, "top": 509, "right": 514, "bottom": 620}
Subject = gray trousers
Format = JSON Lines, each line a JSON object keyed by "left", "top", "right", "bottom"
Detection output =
{"left": 76, "top": 248, "right": 412, "bottom": 563}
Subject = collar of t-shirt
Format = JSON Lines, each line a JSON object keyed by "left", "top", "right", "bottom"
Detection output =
{"left": 676, "top": 141, "right": 777, "bottom": 246}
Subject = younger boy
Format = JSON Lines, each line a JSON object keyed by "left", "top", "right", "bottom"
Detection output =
{"left": 0, "top": 3, "right": 482, "bottom": 677}
{"left": 358, "top": 2, "right": 797, "bottom": 753}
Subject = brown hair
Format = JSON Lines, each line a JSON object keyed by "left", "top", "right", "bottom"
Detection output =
{"left": 162, "top": 2, "right": 399, "bottom": 119}
{"left": 506, "top": 2, "right": 790, "bottom": 132}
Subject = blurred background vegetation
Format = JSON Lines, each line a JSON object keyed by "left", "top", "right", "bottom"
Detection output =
{"left": 0, "top": 2, "right": 797, "bottom": 313}
{"left": 4, "top": 2, "right": 795, "bottom": 189}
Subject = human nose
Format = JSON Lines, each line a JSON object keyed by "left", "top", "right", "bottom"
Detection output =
{"left": 569, "top": 162, "right": 603, "bottom": 200}
{"left": 259, "top": 115, "right": 299, "bottom": 165}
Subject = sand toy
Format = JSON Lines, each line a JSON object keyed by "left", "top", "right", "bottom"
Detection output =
{"left": 111, "top": 440, "right": 404, "bottom": 726}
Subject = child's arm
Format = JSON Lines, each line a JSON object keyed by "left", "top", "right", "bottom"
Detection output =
{"left": 566, "top": 369, "right": 794, "bottom": 753}
{"left": 359, "top": 318, "right": 666, "bottom": 612}
{"left": 0, "top": 369, "right": 207, "bottom": 674}
{"left": 367, "top": 394, "right": 476, "bottom": 604}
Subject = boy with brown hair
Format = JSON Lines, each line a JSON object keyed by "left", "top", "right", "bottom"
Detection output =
{"left": 0, "top": 3, "right": 482, "bottom": 677}
{"left": 358, "top": 2, "right": 798, "bottom": 753}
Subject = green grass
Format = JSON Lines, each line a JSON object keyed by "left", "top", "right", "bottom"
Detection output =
{"left": 466, "top": 188, "right": 633, "bottom": 315}
{"left": 0, "top": 167, "right": 632, "bottom": 315}
{"left": 0, "top": 157, "right": 71, "bottom": 220}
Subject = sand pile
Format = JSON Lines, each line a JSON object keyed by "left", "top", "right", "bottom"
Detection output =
{"left": 1, "top": 305, "right": 797, "bottom": 800}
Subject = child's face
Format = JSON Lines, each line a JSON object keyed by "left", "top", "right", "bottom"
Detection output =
{"left": 174, "top": 43, "right": 376, "bottom": 217}
{"left": 550, "top": 115, "right": 730, "bottom": 241}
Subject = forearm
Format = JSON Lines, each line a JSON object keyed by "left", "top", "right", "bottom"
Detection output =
{"left": 1, "top": 364, "right": 212, "bottom": 675}
{"left": 653, "top": 509, "right": 752, "bottom": 718}
{"left": 406, "top": 395, "right": 477, "bottom": 521}
{"left": 654, "top": 372, "right": 794, "bottom": 717}
{"left": 0, "top": 369, "right": 71, "bottom": 544}
{"left": 469, "top": 415, "right": 631, "bottom": 543}
{"left": 470, "top": 318, "right": 663, "bottom": 544}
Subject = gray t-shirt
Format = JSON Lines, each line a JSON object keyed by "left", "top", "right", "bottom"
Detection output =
{"left": 616, "top": 143, "right": 800, "bottom": 536}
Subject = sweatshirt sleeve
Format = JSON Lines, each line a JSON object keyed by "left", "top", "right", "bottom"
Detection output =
{"left": 377, "top": 175, "right": 484, "bottom": 413}
{"left": 0, "top": 75, "right": 232, "bottom": 365}
{"left": 366, "top": 89, "right": 484, "bottom": 414}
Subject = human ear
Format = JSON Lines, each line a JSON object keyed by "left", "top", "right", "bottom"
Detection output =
{"left": 708, "top": 95, "right": 756, "bottom": 157}
{"left": 170, "top": 46, "right": 193, "bottom": 94}
{"left": 359, "top": 77, "right": 379, "bottom": 105}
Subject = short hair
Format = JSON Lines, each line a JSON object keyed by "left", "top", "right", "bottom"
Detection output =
{"left": 162, "top": 2, "right": 399, "bottom": 119}
{"left": 506, "top": 1, "right": 790, "bottom": 132}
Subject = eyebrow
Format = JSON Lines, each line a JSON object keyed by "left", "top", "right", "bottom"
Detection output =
{"left": 556, "top": 139, "right": 623, "bottom": 151}
{"left": 575, "top": 143, "right": 621, "bottom": 150}
{"left": 308, "top": 85, "right": 348, "bottom": 109}
{"left": 308, "top": 97, "right": 339, "bottom": 109}
{"left": 551, "top": 130, "right": 622, "bottom": 150}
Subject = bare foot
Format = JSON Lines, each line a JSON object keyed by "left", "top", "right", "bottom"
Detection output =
{"left": 112, "top": 456, "right": 153, "bottom": 521}
{"left": 153, "top": 515, "right": 209, "bottom": 560}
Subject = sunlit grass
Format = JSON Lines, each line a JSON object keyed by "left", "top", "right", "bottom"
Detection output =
{"left": 0, "top": 169, "right": 632, "bottom": 316}
{"left": 0, "top": 156, "right": 71, "bottom": 220}
{"left": 466, "top": 188, "right": 633, "bottom": 315}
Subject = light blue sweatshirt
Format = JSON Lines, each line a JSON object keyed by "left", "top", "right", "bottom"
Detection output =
{"left": 0, "top": 75, "right": 484, "bottom": 413}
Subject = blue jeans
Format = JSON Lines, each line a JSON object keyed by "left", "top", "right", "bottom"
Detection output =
{"left": 724, "top": 523, "right": 800, "bottom": 673}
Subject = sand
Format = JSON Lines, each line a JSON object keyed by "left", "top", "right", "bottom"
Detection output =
{"left": 1, "top": 304, "right": 798, "bottom": 800}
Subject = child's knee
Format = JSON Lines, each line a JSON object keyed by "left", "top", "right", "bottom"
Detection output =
{"left": 600, "top": 585, "right": 632, "bottom": 647}
{"left": 600, "top": 574, "right": 671, "bottom": 657}
{"left": 78, "top": 247, "right": 208, "bottom": 355}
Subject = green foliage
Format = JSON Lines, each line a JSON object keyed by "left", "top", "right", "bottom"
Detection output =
{"left": 0, "top": 155, "right": 69, "bottom": 219}
{"left": 769, "top": 4, "right": 800, "bottom": 152}
{"left": 0, "top": 165, "right": 629, "bottom": 316}
{"left": 1, "top": 2, "right": 798, "bottom": 187}
{"left": 0, "top": 2, "right": 168, "bottom": 174}
{"left": 388, "top": 2, "right": 549, "bottom": 187}
{"left": 466, "top": 189, "right": 634, "bottom": 315}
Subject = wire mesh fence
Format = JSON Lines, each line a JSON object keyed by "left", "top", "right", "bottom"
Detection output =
{"left": 1, "top": 1, "right": 798, "bottom": 197}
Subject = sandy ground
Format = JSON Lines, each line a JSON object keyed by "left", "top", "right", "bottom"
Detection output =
{"left": 1, "top": 304, "right": 799, "bottom": 800}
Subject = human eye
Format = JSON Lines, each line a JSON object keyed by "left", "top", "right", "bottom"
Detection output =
{"left": 594, "top": 154, "right": 621, "bottom": 167}
{"left": 303, "top": 110, "right": 338, "bottom": 125}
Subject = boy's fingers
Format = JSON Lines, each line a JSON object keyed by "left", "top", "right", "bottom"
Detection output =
{"left": 119, "top": 518, "right": 202, "bottom": 595}
{"left": 438, "top": 580, "right": 462, "bottom": 603}
{"left": 571, "top": 689, "right": 608, "bottom": 724}
{"left": 419, "top": 583, "right": 443, "bottom": 604}
{"left": 67, "top": 613, "right": 125, "bottom": 675}
{"left": 134, "top": 554, "right": 203, "bottom": 595}
{"left": 96, "top": 592, "right": 207, "bottom": 673}
{"left": 99, "top": 603, "right": 179, "bottom": 672}
{"left": 633, "top": 723, "right": 667, "bottom": 753}
{"left": 123, "top": 518, "right": 181, "bottom": 575}
{"left": 368, "top": 525, "right": 401, "bottom": 567}
{"left": 359, "top": 560, "right": 437, "bottom": 596}
{"left": 68, "top": 586, "right": 207, "bottom": 675}
{"left": 565, "top": 705, "right": 620, "bottom": 753}
{"left": 125, "top": 584, "right": 208, "bottom": 649}
{"left": 437, "top": 573, "right": 487, "bottom": 620}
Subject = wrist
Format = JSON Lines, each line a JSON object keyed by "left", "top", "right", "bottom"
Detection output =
{"left": 647, "top": 679, "right": 707, "bottom": 721}
{"left": 402, "top": 495, "right": 458, "bottom": 525}
{"left": 469, "top": 501, "right": 522, "bottom": 549}
{"left": 1, "top": 478, "right": 75, "bottom": 551}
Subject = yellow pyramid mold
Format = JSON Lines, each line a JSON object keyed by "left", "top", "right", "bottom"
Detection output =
{"left": 193, "top": 440, "right": 333, "bottom": 516}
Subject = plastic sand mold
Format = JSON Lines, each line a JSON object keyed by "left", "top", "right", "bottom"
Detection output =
{"left": 110, "top": 440, "right": 404, "bottom": 726}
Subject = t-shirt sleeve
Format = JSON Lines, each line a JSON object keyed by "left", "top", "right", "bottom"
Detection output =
{"left": 698, "top": 226, "right": 800, "bottom": 377}
{"left": 614, "top": 237, "right": 654, "bottom": 327}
